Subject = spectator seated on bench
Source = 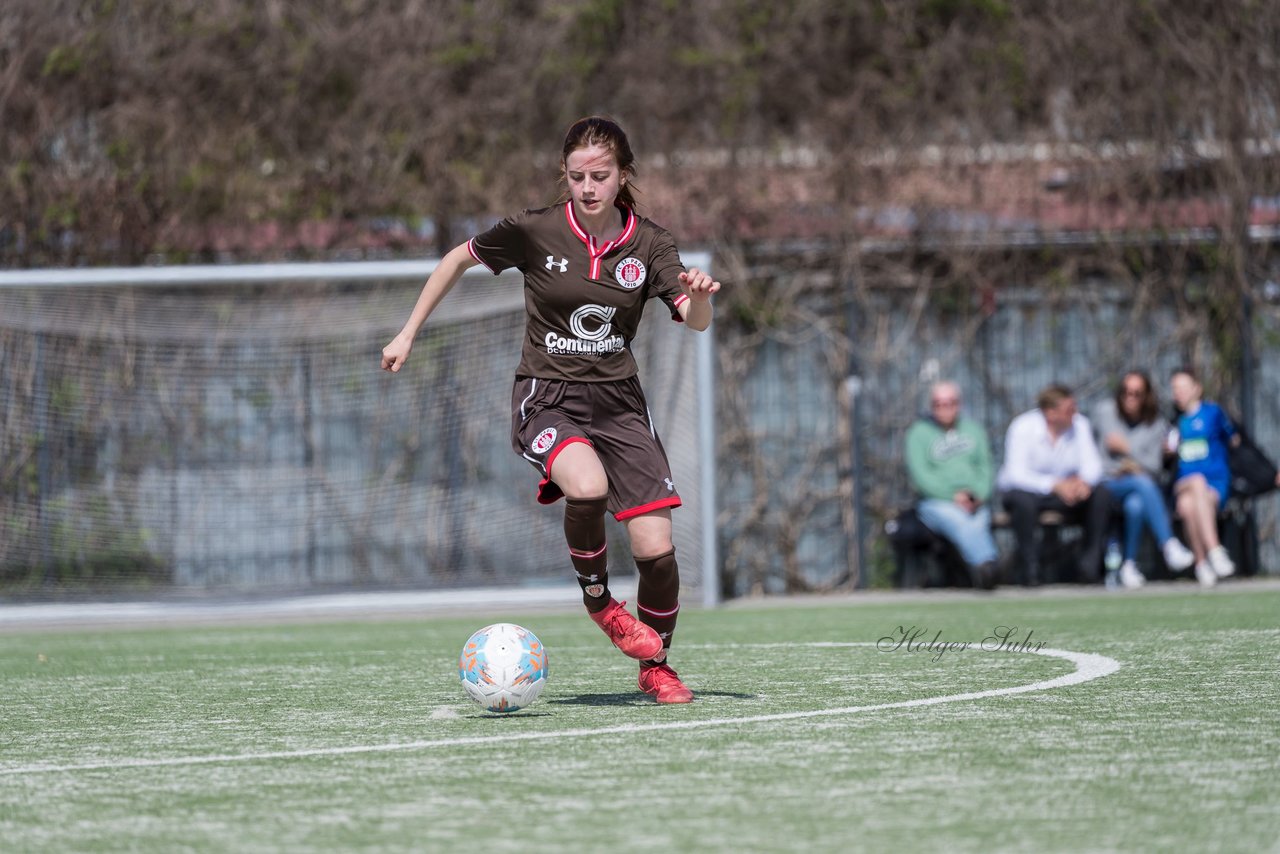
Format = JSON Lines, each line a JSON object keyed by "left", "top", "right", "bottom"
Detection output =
{"left": 1167, "top": 367, "right": 1280, "bottom": 587}
{"left": 900, "top": 382, "right": 999, "bottom": 590}
{"left": 1092, "top": 371, "right": 1195, "bottom": 589}
{"left": 996, "top": 385, "right": 1111, "bottom": 587}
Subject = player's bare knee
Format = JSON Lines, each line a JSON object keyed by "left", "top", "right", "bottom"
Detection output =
{"left": 549, "top": 444, "right": 608, "bottom": 498}
{"left": 631, "top": 533, "right": 674, "bottom": 558}
{"left": 560, "top": 476, "right": 609, "bottom": 500}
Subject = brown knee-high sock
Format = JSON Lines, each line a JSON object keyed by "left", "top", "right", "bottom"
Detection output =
{"left": 636, "top": 548, "right": 679, "bottom": 663}
{"left": 564, "top": 496, "right": 611, "bottom": 613}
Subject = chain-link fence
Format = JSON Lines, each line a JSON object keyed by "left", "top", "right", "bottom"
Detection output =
{"left": 715, "top": 245, "right": 1280, "bottom": 594}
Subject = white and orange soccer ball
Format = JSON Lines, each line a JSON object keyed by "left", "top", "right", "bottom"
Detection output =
{"left": 458, "top": 623, "right": 548, "bottom": 713}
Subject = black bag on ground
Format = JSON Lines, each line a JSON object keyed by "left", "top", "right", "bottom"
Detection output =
{"left": 1228, "top": 425, "right": 1278, "bottom": 498}
{"left": 885, "top": 506, "right": 934, "bottom": 548}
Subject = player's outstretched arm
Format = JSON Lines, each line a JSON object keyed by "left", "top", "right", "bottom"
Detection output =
{"left": 381, "top": 243, "right": 479, "bottom": 373}
{"left": 678, "top": 268, "right": 720, "bottom": 331}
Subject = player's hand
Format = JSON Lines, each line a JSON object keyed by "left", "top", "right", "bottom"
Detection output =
{"left": 679, "top": 268, "right": 721, "bottom": 302}
{"left": 381, "top": 334, "right": 413, "bottom": 373}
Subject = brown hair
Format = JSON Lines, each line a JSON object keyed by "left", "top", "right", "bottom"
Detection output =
{"left": 1115, "top": 370, "right": 1159, "bottom": 425}
{"left": 559, "top": 116, "right": 638, "bottom": 208}
{"left": 1036, "top": 383, "right": 1074, "bottom": 411}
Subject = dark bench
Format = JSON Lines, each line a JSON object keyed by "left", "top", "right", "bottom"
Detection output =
{"left": 886, "top": 506, "right": 1074, "bottom": 588}
{"left": 886, "top": 497, "right": 1258, "bottom": 588}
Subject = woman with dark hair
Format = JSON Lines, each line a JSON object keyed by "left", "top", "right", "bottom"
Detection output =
{"left": 381, "top": 116, "right": 720, "bottom": 703}
{"left": 1093, "top": 371, "right": 1194, "bottom": 587}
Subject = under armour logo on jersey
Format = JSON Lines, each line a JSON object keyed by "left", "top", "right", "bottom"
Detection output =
{"left": 546, "top": 256, "right": 569, "bottom": 272}
{"left": 664, "top": 478, "right": 675, "bottom": 491}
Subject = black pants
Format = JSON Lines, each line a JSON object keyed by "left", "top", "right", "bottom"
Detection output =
{"left": 1002, "top": 485, "right": 1113, "bottom": 584}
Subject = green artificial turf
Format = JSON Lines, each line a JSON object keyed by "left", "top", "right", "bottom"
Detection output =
{"left": 1, "top": 585, "right": 1277, "bottom": 852}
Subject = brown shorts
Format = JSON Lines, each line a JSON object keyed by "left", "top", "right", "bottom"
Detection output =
{"left": 511, "top": 376, "right": 682, "bottom": 520}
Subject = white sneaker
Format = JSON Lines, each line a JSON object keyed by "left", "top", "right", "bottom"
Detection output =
{"left": 1195, "top": 560, "right": 1217, "bottom": 588}
{"left": 1207, "top": 546, "right": 1235, "bottom": 578}
{"left": 1119, "top": 560, "right": 1146, "bottom": 589}
{"left": 1162, "top": 539, "right": 1195, "bottom": 572}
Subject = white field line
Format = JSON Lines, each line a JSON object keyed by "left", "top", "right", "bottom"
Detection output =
{"left": 0, "top": 644, "right": 1119, "bottom": 777}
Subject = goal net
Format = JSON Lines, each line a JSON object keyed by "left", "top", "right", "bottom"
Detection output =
{"left": 0, "top": 260, "right": 713, "bottom": 601}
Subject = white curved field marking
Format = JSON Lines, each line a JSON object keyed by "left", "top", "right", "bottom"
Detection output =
{"left": 0, "top": 644, "right": 1119, "bottom": 777}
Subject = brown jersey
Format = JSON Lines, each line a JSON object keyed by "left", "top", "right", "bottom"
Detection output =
{"left": 467, "top": 202, "right": 689, "bottom": 382}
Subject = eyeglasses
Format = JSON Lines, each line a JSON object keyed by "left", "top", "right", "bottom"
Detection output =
{"left": 1122, "top": 389, "right": 1144, "bottom": 398}
{"left": 931, "top": 399, "right": 959, "bottom": 407}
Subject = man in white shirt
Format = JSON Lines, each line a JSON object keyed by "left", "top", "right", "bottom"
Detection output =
{"left": 996, "top": 384, "right": 1113, "bottom": 586}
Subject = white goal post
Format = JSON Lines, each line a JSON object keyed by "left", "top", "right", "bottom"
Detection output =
{"left": 0, "top": 255, "right": 719, "bottom": 607}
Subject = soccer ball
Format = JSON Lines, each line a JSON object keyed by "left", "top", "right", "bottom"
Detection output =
{"left": 458, "top": 623, "right": 548, "bottom": 713}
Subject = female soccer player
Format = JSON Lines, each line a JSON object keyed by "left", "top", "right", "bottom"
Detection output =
{"left": 381, "top": 116, "right": 719, "bottom": 703}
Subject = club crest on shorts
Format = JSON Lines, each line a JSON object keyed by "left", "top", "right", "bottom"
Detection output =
{"left": 614, "top": 257, "right": 646, "bottom": 289}
{"left": 531, "top": 427, "right": 558, "bottom": 454}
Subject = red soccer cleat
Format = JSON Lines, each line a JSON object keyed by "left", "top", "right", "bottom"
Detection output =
{"left": 588, "top": 599, "right": 664, "bottom": 660}
{"left": 638, "top": 662, "right": 694, "bottom": 704}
